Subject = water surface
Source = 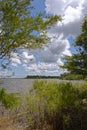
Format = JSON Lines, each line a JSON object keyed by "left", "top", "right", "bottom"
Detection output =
{"left": 0, "top": 78, "right": 35, "bottom": 93}
{"left": 0, "top": 78, "right": 84, "bottom": 93}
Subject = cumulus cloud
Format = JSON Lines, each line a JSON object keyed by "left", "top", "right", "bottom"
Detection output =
{"left": 10, "top": 53, "right": 21, "bottom": 66}
{"left": 22, "top": 52, "right": 34, "bottom": 60}
{"left": 48, "top": 34, "right": 71, "bottom": 56}
{"left": 45, "top": 0, "right": 66, "bottom": 15}
{"left": 10, "top": 51, "right": 36, "bottom": 66}
{"left": 20, "top": 34, "right": 71, "bottom": 76}
{"left": 9, "top": 0, "right": 87, "bottom": 77}
{"left": 23, "top": 62, "right": 63, "bottom": 76}
{"left": 0, "top": 69, "right": 14, "bottom": 78}
{"left": 46, "top": 0, "right": 87, "bottom": 37}
{"left": 21, "top": 52, "right": 35, "bottom": 64}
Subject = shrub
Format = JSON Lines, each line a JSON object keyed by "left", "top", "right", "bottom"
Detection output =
{"left": 0, "top": 88, "right": 20, "bottom": 109}
{"left": 24, "top": 80, "right": 87, "bottom": 130}
{"left": 59, "top": 73, "right": 84, "bottom": 80}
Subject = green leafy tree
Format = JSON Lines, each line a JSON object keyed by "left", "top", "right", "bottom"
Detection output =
{"left": 0, "top": 0, "right": 61, "bottom": 64}
{"left": 61, "top": 16, "right": 87, "bottom": 77}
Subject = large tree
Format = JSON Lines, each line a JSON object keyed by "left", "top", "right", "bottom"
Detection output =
{"left": 0, "top": 0, "right": 61, "bottom": 65}
{"left": 61, "top": 16, "right": 87, "bottom": 77}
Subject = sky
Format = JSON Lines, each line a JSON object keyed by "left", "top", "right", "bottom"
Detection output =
{"left": 0, "top": 0, "right": 87, "bottom": 78}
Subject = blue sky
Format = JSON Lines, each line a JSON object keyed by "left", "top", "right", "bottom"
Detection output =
{"left": 31, "top": 0, "right": 45, "bottom": 14}
{"left": 0, "top": 0, "right": 87, "bottom": 78}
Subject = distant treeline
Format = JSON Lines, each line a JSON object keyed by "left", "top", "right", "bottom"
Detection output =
{"left": 25, "top": 75, "right": 59, "bottom": 79}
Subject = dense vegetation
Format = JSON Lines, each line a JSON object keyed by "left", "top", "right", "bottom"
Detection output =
{"left": 23, "top": 80, "right": 87, "bottom": 130}
{"left": 1, "top": 80, "right": 87, "bottom": 130}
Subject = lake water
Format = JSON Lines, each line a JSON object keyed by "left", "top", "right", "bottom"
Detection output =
{"left": 0, "top": 78, "right": 60, "bottom": 93}
{"left": 0, "top": 78, "right": 84, "bottom": 93}
{"left": 0, "top": 78, "right": 36, "bottom": 93}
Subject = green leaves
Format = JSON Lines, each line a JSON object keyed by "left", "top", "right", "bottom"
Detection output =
{"left": 0, "top": 88, "right": 20, "bottom": 109}
{"left": 27, "top": 80, "right": 86, "bottom": 112}
{"left": 23, "top": 80, "right": 87, "bottom": 130}
{"left": 0, "top": 0, "right": 61, "bottom": 62}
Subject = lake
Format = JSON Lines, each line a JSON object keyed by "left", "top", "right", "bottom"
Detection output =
{"left": 0, "top": 78, "right": 84, "bottom": 93}
{"left": 0, "top": 78, "right": 36, "bottom": 93}
{"left": 0, "top": 78, "right": 59, "bottom": 93}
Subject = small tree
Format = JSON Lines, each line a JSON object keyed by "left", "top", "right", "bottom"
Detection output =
{"left": 61, "top": 16, "right": 87, "bottom": 77}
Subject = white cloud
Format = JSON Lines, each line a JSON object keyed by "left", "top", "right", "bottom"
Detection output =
{"left": 21, "top": 51, "right": 35, "bottom": 64}
{"left": 10, "top": 51, "right": 36, "bottom": 66}
{"left": 25, "top": 34, "right": 71, "bottom": 66}
{"left": 10, "top": 52, "right": 21, "bottom": 66}
{"left": 63, "top": 6, "right": 81, "bottom": 24}
{"left": 48, "top": 34, "right": 71, "bottom": 56}
{"left": 0, "top": 69, "right": 13, "bottom": 78}
{"left": 22, "top": 52, "right": 34, "bottom": 60}
{"left": 23, "top": 62, "right": 63, "bottom": 76}
{"left": 45, "top": 0, "right": 86, "bottom": 38}
{"left": 2, "top": 0, "right": 86, "bottom": 77}
{"left": 45, "top": 0, "right": 66, "bottom": 15}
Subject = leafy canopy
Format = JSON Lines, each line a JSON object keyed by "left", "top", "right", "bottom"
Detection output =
{"left": 0, "top": 0, "right": 61, "bottom": 63}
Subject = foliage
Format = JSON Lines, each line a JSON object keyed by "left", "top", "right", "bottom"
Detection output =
{"left": 61, "top": 16, "right": 87, "bottom": 77}
{"left": 23, "top": 80, "right": 87, "bottom": 130}
{"left": 0, "top": 0, "right": 61, "bottom": 65}
{"left": 26, "top": 75, "right": 59, "bottom": 79}
{"left": 0, "top": 88, "right": 20, "bottom": 109}
{"left": 59, "top": 73, "right": 84, "bottom": 80}
{"left": 1, "top": 80, "right": 87, "bottom": 130}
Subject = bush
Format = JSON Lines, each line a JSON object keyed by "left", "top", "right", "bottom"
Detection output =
{"left": 23, "top": 80, "right": 87, "bottom": 130}
{"left": 0, "top": 88, "right": 20, "bottom": 109}
{"left": 59, "top": 73, "right": 84, "bottom": 80}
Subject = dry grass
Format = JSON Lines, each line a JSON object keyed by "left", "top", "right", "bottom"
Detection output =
{"left": 0, "top": 116, "right": 18, "bottom": 130}
{"left": 0, "top": 117, "right": 13, "bottom": 126}
{"left": 0, "top": 110, "right": 30, "bottom": 130}
{"left": 0, "top": 126, "right": 18, "bottom": 130}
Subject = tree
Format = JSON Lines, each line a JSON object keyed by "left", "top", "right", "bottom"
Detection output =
{"left": 61, "top": 16, "right": 87, "bottom": 77}
{"left": 0, "top": 0, "right": 61, "bottom": 65}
